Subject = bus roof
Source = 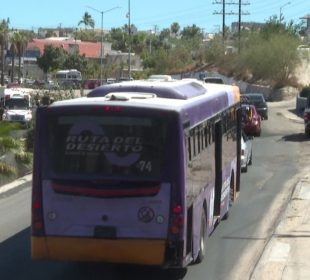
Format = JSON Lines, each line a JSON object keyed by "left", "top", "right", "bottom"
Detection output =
{"left": 87, "top": 79, "right": 207, "bottom": 100}
{"left": 49, "top": 81, "right": 240, "bottom": 127}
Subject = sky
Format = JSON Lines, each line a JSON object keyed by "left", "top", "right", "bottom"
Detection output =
{"left": 1, "top": 0, "right": 309, "bottom": 33}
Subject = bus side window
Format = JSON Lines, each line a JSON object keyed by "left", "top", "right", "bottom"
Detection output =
{"left": 192, "top": 129, "right": 196, "bottom": 157}
{"left": 200, "top": 126, "right": 205, "bottom": 150}
{"left": 197, "top": 127, "right": 201, "bottom": 154}
{"left": 204, "top": 126, "right": 208, "bottom": 147}
{"left": 208, "top": 125, "right": 212, "bottom": 144}
{"left": 187, "top": 136, "right": 192, "bottom": 161}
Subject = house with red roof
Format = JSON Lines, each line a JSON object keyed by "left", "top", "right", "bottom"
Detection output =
{"left": 20, "top": 37, "right": 142, "bottom": 81}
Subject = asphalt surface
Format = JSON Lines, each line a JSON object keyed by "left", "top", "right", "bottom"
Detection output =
{"left": 250, "top": 100, "right": 310, "bottom": 280}
{"left": 1, "top": 98, "right": 309, "bottom": 279}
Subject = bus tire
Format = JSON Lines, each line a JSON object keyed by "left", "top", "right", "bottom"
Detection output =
{"left": 192, "top": 210, "right": 207, "bottom": 264}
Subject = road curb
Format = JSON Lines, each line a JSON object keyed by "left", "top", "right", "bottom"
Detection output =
{"left": 0, "top": 173, "right": 32, "bottom": 194}
{"left": 250, "top": 168, "right": 310, "bottom": 280}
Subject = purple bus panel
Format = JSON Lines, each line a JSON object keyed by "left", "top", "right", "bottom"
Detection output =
{"left": 42, "top": 180, "right": 171, "bottom": 239}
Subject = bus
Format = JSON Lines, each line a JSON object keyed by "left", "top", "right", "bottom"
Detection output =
{"left": 31, "top": 79, "right": 241, "bottom": 268}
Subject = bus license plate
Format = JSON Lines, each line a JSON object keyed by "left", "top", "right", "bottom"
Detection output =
{"left": 94, "top": 226, "right": 117, "bottom": 239}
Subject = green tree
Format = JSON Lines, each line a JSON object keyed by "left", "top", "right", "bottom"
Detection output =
{"left": 181, "top": 24, "right": 203, "bottom": 40}
{"left": 78, "top": 12, "right": 95, "bottom": 29}
{"left": 78, "top": 29, "right": 97, "bottom": 42}
{"left": 62, "top": 52, "right": 87, "bottom": 73}
{"left": 239, "top": 33, "right": 300, "bottom": 87}
{"left": 159, "top": 28, "right": 171, "bottom": 41}
{"left": 37, "top": 45, "right": 65, "bottom": 76}
{"left": 0, "top": 123, "right": 32, "bottom": 179}
{"left": 170, "top": 22, "right": 180, "bottom": 37}
{"left": 233, "top": 17, "right": 301, "bottom": 87}
{"left": 9, "top": 32, "right": 18, "bottom": 82}
{"left": 260, "top": 15, "right": 301, "bottom": 40}
{"left": 45, "top": 30, "right": 56, "bottom": 38}
{"left": 14, "top": 31, "right": 30, "bottom": 83}
{"left": 109, "top": 27, "right": 128, "bottom": 52}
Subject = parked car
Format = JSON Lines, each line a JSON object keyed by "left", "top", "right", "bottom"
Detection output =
{"left": 83, "top": 79, "right": 101, "bottom": 89}
{"left": 303, "top": 95, "right": 310, "bottom": 136}
{"left": 241, "top": 130, "right": 253, "bottom": 172}
{"left": 296, "top": 86, "right": 310, "bottom": 115}
{"left": 243, "top": 93, "right": 268, "bottom": 120}
{"left": 241, "top": 104, "right": 262, "bottom": 137}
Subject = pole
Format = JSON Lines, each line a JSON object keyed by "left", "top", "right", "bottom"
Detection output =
{"left": 86, "top": 6, "right": 120, "bottom": 85}
{"left": 238, "top": 0, "right": 241, "bottom": 53}
{"left": 100, "top": 11, "right": 103, "bottom": 85}
{"left": 279, "top": 2, "right": 290, "bottom": 23}
{"left": 222, "top": 0, "right": 225, "bottom": 41}
{"left": 128, "top": 0, "right": 131, "bottom": 80}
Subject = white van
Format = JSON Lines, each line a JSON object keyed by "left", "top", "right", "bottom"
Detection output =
{"left": 55, "top": 69, "right": 82, "bottom": 88}
{"left": 1, "top": 89, "right": 33, "bottom": 126}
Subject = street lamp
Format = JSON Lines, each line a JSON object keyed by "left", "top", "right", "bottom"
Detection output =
{"left": 86, "top": 6, "right": 120, "bottom": 85}
{"left": 279, "top": 2, "right": 291, "bottom": 23}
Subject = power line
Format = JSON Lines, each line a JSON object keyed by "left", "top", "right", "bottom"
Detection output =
{"left": 213, "top": 0, "right": 250, "bottom": 51}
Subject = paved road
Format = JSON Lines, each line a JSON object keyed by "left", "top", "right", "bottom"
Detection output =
{"left": 0, "top": 98, "right": 308, "bottom": 280}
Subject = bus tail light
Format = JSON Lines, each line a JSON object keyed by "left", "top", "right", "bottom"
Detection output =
{"left": 32, "top": 172, "right": 45, "bottom": 236}
{"left": 31, "top": 127, "right": 45, "bottom": 236}
{"left": 170, "top": 204, "right": 184, "bottom": 235}
{"left": 172, "top": 205, "right": 182, "bottom": 214}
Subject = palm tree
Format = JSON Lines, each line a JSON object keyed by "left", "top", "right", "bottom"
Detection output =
{"left": 9, "top": 32, "right": 19, "bottom": 83}
{"left": 0, "top": 18, "right": 9, "bottom": 85}
{"left": 170, "top": 22, "right": 180, "bottom": 37}
{"left": 78, "top": 12, "right": 95, "bottom": 30}
{"left": 14, "top": 31, "right": 30, "bottom": 83}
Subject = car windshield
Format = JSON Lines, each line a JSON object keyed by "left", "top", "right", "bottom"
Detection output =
{"left": 247, "top": 95, "right": 265, "bottom": 106}
{"left": 5, "top": 98, "right": 29, "bottom": 109}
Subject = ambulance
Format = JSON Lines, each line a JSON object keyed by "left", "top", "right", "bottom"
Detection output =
{"left": 1, "top": 88, "right": 33, "bottom": 126}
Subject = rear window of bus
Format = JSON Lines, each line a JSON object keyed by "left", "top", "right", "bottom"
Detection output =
{"left": 44, "top": 114, "right": 168, "bottom": 178}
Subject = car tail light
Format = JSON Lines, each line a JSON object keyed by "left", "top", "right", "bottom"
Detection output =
{"left": 304, "top": 112, "right": 310, "bottom": 122}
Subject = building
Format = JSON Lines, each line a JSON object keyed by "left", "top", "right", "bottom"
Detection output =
{"left": 300, "top": 14, "right": 310, "bottom": 42}
{"left": 6, "top": 33, "right": 143, "bottom": 81}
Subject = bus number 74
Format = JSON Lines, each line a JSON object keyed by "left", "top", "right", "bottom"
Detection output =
{"left": 136, "top": 161, "right": 152, "bottom": 172}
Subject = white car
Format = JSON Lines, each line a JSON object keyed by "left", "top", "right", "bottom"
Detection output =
{"left": 241, "top": 131, "right": 253, "bottom": 172}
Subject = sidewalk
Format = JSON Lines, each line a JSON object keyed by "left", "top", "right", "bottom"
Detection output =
{"left": 250, "top": 169, "right": 310, "bottom": 280}
{"left": 251, "top": 99, "right": 310, "bottom": 280}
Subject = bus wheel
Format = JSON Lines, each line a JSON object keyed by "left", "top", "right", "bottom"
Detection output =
{"left": 192, "top": 211, "right": 207, "bottom": 264}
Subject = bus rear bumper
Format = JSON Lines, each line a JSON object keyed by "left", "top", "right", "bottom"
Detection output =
{"left": 31, "top": 236, "right": 166, "bottom": 266}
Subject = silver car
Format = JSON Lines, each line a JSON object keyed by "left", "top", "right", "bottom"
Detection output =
{"left": 241, "top": 131, "right": 253, "bottom": 172}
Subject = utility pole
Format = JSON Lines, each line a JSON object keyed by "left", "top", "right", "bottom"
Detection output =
{"left": 213, "top": 1, "right": 250, "bottom": 53}
{"left": 237, "top": 1, "right": 250, "bottom": 53}
{"left": 213, "top": 0, "right": 236, "bottom": 40}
